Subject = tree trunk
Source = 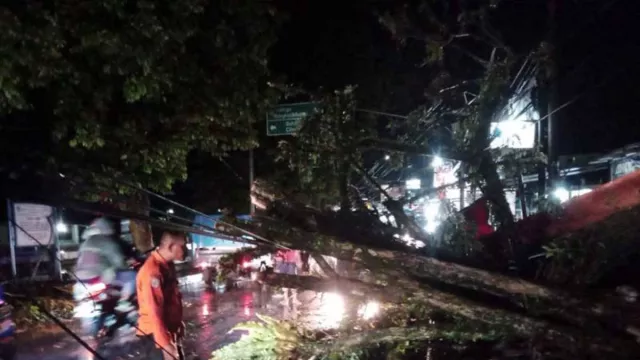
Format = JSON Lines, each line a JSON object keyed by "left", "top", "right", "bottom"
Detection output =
{"left": 216, "top": 180, "right": 640, "bottom": 357}
{"left": 478, "top": 153, "right": 515, "bottom": 230}
{"left": 339, "top": 160, "right": 351, "bottom": 212}
{"left": 125, "top": 191, "right": 153, "bottom": 252}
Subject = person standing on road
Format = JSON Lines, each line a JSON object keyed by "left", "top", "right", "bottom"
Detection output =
{"left": 136, "top": 230, "right": 187, "bottom": 360}
{"left": 275, "top": 249, "right": 303, "bottom": 319}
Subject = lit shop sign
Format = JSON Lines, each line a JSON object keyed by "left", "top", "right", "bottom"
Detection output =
{"left": 433, "top": 161, "right": 460, "bottom": 199}
{"left": 490, "top": 89, "right": 538, "bottom": 149}
{"left": 611, "top": 156, "right": 640, "bottom": 180}
{"left": 405, "top": 178, "right": 421, "bottom": 190}
{"left": 380, "top": 184, "right": 405, "bottom": 202}
{"left": 490, "top": 120, "right": 536, "bottom": 149}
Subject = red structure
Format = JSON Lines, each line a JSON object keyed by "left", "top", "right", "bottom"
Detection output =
{"left": 461, "top": 199, "right": 495, "bottom": 239}
{"left": 546, "top": 169, "right": 640, "bottom": 237}
{"left": 468, "top": 170, "right": 640, "bottom": 249}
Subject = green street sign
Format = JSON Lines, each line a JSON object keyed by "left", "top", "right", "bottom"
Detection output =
{"left": 266, "top": 102, "right": 317, "bottom": 136}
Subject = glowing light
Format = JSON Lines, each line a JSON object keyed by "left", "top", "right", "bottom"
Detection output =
{"left": 423, "top": 201, "right": 441, "bottom": 234}
{"left": 431, "top": 156, "right": 444, "bottom": 168}
{"left": 202, "top": 305, "right": 209, "bottom": 316}
{"left": 405, "top": 178, "right": 421, "bottom": 190}
{"left": 74, "top": 301, "right": 100, "bottom": 318}
{"left": 489, "top": 120, "right": 535, "bottom": 149}
{"left": 242, "top": 261, "right": 252, "bottom": 268}
{"left": 358, "top": 301, "right": 380, "bottom": 320}
{"left": 553, "top": 187, "right": 570, "bottom": 203}
{"left": 56, "top": 222, "right": 68, "bottom": 234}
{"left": 425, "top": 222, "right": 438, "bottom": 234}
{"left": 167, "top": 208, "right": 175, "bottom": 214}
{"left": 318, "top": 293, "right": 345, "bottom": 328}
{"left": 87, "top": 282, "right": 107, "bottom": 294}
{"left": 384, "top": 154, "right": 390, "bottom": 160}
{"left": 572, "top": 188, "right": 592, "bottom": 197}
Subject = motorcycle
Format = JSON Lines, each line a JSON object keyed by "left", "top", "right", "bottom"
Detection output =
{"left": 72, "top": 262, "right": 141, "bottom": 341}
{"left": 0, "top": 285, "right": 16, "bottom": 360}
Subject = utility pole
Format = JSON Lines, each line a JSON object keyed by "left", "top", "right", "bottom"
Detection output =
{"left": 537, "top": 120, "right": 546, "bottom": 199}
{"left": 249, "top": 148, "right": 255, "bottom": 216}
{"left": 546, "top": 0, "right": 559, "bottom": 190}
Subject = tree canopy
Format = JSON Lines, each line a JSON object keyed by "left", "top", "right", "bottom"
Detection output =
{"left": 211, "top": 1, "right": 640, "bottom": 359}
{"left": 0, "top": 0, "right": 281, "bottom": 197}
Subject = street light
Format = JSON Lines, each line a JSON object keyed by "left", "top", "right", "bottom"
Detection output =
{"left": 405, "top": 178, "right": 421, "bottom": 190}
{"left": 553, "top": 187, "right": 570, "bottom": 203}
{"left": 431, "top": 156, "right": 444, "bottom": 168}
{"left": 167, "top": 208, "right": 175, "bottom": 214}
{"left": 56, "top": 222, "right": 68, "bottom": 234}
{"left": 384, "top": 154, "right": 390, "bottom": 160}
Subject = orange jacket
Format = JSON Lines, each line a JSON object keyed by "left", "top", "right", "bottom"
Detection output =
{"left": 136, "top": 251, "right": 183, "bottom": 349}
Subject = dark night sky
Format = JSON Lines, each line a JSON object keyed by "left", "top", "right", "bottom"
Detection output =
{"left": 555, "top": 0, "right": 640, "bottom": 154}
{"left": 177, "top": 0, "right": 640, "bottom": 211}
{"left": 269, "top": 0, "right": 640, "bottom": 155}
{"left": 4, "top": 1, "right": 637, "bottom": 217}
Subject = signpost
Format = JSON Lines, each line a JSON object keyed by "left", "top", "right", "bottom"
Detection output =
{"left": 266, "top": 102, "right": 317, "bottom": 136}
{"left": 6, "top": 201, "right": 58, "bottom": 279}
{"left": 13, "top": 203, "right": 54, "bottom": 247}
{"left": 611, "top": 155, "right": 640, "bottom": 180}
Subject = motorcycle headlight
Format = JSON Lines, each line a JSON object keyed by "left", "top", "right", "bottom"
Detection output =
{"left": 74, "top": 301, "right": 101, "bottom": 318}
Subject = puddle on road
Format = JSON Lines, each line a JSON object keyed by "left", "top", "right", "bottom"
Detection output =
{"left": 15, "top": 281, "right": 380, "bottom": 360}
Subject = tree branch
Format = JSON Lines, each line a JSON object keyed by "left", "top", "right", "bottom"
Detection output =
{"left": 358, "top": 138, "right": 464, "bottom": 161}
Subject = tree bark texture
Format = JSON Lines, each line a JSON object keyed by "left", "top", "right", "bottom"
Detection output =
{"left": 125, "top": 191, "right": 153, "bottom": 252}
{"left": 213, "top": 179, "right": 640, "bottom": 358}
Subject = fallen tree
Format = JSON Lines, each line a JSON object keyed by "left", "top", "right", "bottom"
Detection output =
{"left": 209, "top": 179, "right": 640, "bottom": 359}
{"left": 211, "top": 1, "right": 640, "bottom": 358}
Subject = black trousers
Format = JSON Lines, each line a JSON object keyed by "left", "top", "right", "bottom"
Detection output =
{"left": 138, "top": 335, "right": 186, "bottom": 360}
{"left": 138, "top": 335, "right": 170, "bottom": 360}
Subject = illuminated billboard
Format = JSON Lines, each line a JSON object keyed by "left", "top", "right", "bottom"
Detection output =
{"left": 490, "top": 120, "right": 536, "bottom": 149}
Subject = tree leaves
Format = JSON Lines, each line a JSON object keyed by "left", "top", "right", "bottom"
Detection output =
{"left": 0, "top": 0, "right": 282, "bottom": 196}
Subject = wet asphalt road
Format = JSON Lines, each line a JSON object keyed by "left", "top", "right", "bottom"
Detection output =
{"left": 15, "top": 280, "right": 284, "bottom": 360}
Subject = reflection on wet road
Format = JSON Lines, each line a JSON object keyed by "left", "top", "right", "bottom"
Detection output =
{"left": 16, "top": 281, "right": 283, "bottom": 360}
{"left": 14, "top": 280, "right": 374, "bottom": 360}
{"left": 180, "top": 282, "right": 281, "bottom": 359}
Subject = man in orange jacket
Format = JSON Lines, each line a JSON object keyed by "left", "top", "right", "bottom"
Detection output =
{"left": 136, "top": 230, "right": 187, "bottom": 360}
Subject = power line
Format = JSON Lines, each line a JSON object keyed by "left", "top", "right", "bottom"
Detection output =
{"left": 217, "top": 156, "right": 245, "bottom": 182}
{"left": 7, "top": 220, "right": 119, "bottom": 360}
{"left": 116, "top": 180, "right": 292, "bottom": 250}
{"left": 356, "top": 108, "right": 408, "bottom": 120}
{"left": 536, "top": 63, "right": 627, "bottom": 125}
{"left": 6, "top": 212, "right": 196, "bottom": 360}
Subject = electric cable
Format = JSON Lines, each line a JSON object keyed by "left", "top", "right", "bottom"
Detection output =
{"left": 7, "top": 218, "right": 182, "bottom": 360}
{"left": 114, "top": 179, "right": 293, "bottom": 250}
{"left": 26, "top": 294, "right": 109, "bottom": 360}
{"left": 46, "top": 169, "right": 288, "bottom": 250}
{"left": 25, "top": 170, "right": 292, "bottom": 254}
